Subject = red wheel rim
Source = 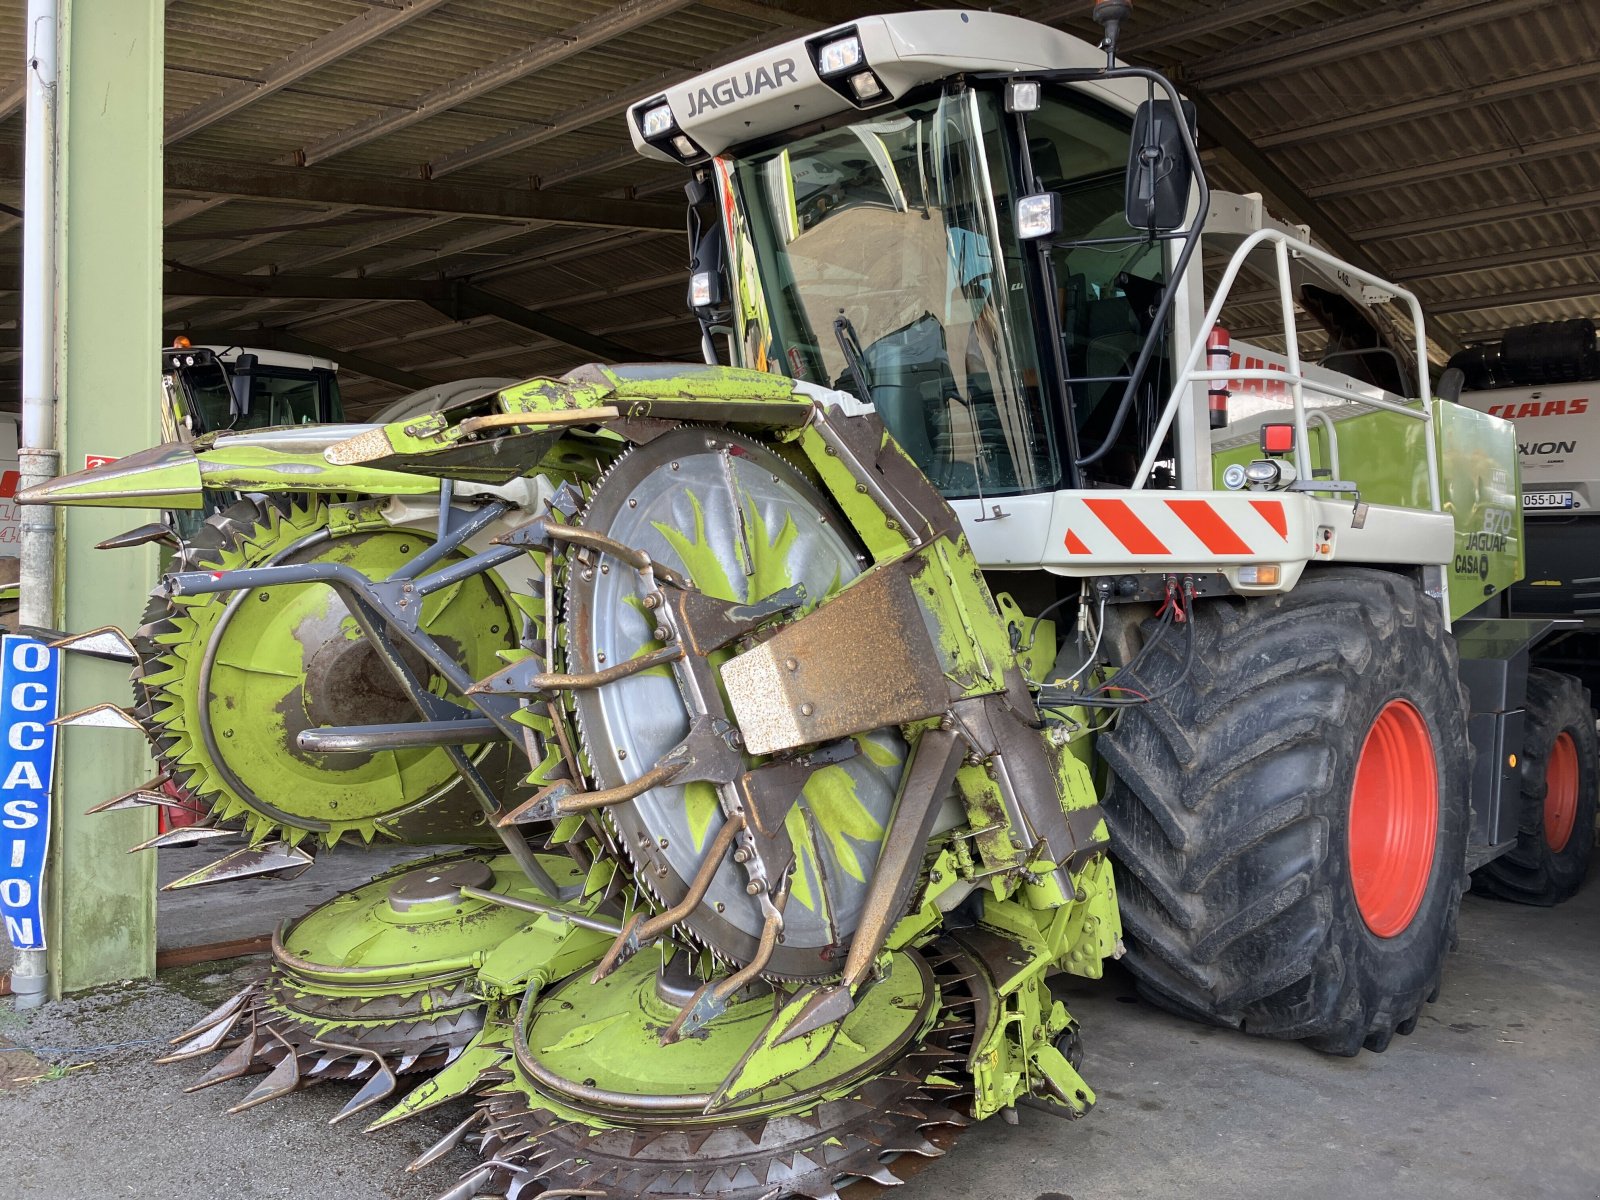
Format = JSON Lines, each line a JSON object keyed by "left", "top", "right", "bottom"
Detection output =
{"left": 1544, "top": 731, "right": 1580, "bottom": 853}
{"left": 1348, "top": 699, "right": 1439, "bottom": 938}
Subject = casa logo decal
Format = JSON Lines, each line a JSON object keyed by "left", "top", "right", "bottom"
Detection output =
{"left": 685, "top": 58, "right": 799, "bottom": 117}
{"left": 1487, "top": 397, "right": 1588, "bottom": 418}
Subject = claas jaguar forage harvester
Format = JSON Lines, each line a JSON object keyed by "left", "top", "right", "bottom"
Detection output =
{"left": 21, "top": 5, "right": 1592, "bottom": 1198}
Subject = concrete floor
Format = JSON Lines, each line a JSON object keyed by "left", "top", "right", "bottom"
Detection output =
{"left": 0, "top": 864, "right": 1594, "bottom": 1200}
{"left": 921, "top": 877, "right": 1600, "bottom": 1200}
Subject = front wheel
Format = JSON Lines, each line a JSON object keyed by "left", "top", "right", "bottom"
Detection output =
{"left": 1100, "top": 568, "right": 1471, "bottom": 1055}
{"left": 1472, "top": 669, "right": 1597, "bottom": 906}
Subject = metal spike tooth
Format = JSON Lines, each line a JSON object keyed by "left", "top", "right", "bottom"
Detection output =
{"left": 853, "top": 1162, "right": 903, "bottom": 1187}
{"left": 85, "top": 779, "right": 185, "bottom": 815}
{"left": 852, "top": 1126, "right": 887, "bottom": 1149}
{"left": 306, "top": 1052, "right": 344, "bottom": 1077}
{"left": 50, "top": 625, "right": 138, "bottom": 662}
{"left": 156, "top": 1010, "right": 244, "bottom": 1063}
{"left": 53, "top": 701, "right": 149, "bottom": 732}
{"left": 407, "top": 1111, "right": 485, "bottom": 1174}
{"left": 227, "top": 1037, "right": 302, "bottom": 1113}
{"left": 183, "top": 1031, "right": 261, "bottom": 1092}
{"left": 343, "top": 1055, "right": 375, "bottom": 1079}
{"left": 168, "top": 986, "right": 253, "bottom": 1045}
{"left": 532, "top": 1152, "right": 577, "bottom": 1177}
{"left": 924, "top": 1107, "right": 973, "bottom": 1129}
{"left": 130, "top": 825, "right": 232, "bottom": 853}
{"left": 432, "top": 1165, "right": 494, "bottom": 1200}
{"left": 682, "top": 1126, "right": 718, "bottom": 1156}
{"left": 161, "top": 840, "right": 314, "bottom": 889}
{"left": 331, "top": 1057, "right": 399, "bottom": 1125}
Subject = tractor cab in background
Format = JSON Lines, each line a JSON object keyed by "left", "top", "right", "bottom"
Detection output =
{"left": 161, "top": 341, "right": 344, "bottom": 439}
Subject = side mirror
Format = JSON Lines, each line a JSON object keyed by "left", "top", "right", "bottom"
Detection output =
{"left": 1437, "top": 366, "right": 1466, "bottom": 406}
{"left": 1125, "top": 98, "right": 1197, "bottom": 232}
{"left": 686, "top": 220, "right": 728, "bottom": 316}
{"left": 229, "top": 352, "right": 258, "bottom": 418}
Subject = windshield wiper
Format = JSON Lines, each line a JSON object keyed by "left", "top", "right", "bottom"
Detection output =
{"left": 833, "top": 313, "right": 875, "bottom": 405}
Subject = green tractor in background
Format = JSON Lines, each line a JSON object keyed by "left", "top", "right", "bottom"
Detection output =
{"left": 23, "top": 5, "right": 1596, "bottom": 1198}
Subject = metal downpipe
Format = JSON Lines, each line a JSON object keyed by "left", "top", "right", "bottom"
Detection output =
{"left": 14, "top": 0, "right": 60, "bottom": 1009}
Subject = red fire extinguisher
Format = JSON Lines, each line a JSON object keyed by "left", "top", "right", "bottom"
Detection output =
{"left": 1207, "top": 325, "right": 1231, "bottom": 429}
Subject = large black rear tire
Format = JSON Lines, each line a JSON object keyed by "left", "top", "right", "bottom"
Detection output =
{"left": 1099, "top": 568, "right": 1471, "bottom": 1055}
{"left": 1472, "top": 668, "right": 1596, "bottom": 906}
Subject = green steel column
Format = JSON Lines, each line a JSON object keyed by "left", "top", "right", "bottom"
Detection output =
{"left": 45, "top": 0, "right": 164, "bottom": 994}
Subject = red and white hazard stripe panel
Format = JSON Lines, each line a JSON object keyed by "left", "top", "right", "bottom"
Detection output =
{"left": 1048, "top": 492, "right": 1313, "bottom": 565}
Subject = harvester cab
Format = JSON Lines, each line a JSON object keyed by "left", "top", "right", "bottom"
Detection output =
{"left": 161, "top": 341, "right": 344, "bottom": 438}
{"left": 632, "top": 8, "right": 1517, "bottom": 614}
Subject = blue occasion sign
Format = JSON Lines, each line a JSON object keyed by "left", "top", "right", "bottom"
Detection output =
{"left": 0, "top": 634, "right": 61, "bottom": 950}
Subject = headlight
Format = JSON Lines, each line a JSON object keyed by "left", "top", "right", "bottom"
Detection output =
{"left": 689, "top": 271, "right": 714, "bottom": 308}
{"left": 641, "top": 103, "right": 675, "bottom": 138}
{"left": 848, "top": 71, "right": 884, "bottom": 102}
{"left": 1016, "top": 193, "right": 1060, "bottom": 240}
{"left": 816, "top": 34, "right": 864, "bottom": 76}
{"left": 1005, "top": 80, "right": 1041, "bottom": 113}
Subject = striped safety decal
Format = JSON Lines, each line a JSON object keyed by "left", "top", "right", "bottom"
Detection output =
{"left": 1063, "top": 496, "right": 1292, "bottom": 560}
{"left": 1082, "top": 498, "right": 1170, "bottom": 555}
{"left": 1166, "top": 500, "right": 1254, "bottom": 556}
{"left": 1250, "top": 498, "right": 1289, "bottom": 539}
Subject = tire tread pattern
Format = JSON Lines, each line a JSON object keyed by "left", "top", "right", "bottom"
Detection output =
{"left": 1100, "top": 568, "right": 1471, "bottom": 1055}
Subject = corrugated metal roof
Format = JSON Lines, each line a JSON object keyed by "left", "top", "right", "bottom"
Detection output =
{"left": 0, "top": 0, "right": 1596, "bottom": 408}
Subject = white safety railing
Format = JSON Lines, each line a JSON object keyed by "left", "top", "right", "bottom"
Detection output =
{"left": 1132, "top": 228, "right": 1440, "bottom": 513}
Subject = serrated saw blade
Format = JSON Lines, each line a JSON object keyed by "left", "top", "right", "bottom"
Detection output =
{"left": 563, "top": 427, "right": 906, "bottom": 980}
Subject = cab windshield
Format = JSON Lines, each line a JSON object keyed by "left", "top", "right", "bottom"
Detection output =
{"left": 177, "top": 361, "right": 342, "bottom": 435}
{"left": 729, "top": 82, "right": 1173, "bottom": 495}
{"left": 732, "top": 87, "right": 1053, "bottom": 498}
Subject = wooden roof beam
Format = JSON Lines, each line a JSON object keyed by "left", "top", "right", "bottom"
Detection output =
{"left": 1255, "top": 61, "right": 1600, "bottom": 150}
{"left": 423, "top": 27, "right": 786, "bottom": 182}
{"left": 297, "top": 0, "right": 696, "bottom": 168}
{"left": 155, "top": 154, "right": 682, "bottom": 231}
{"left": 1427, "top": 282, "right": 1600, "bottom": 317}
{"left": 1305, "top": 132, "right": 1600, "bottom": 200}
{"left": 1188, "top": 0, "right": 1545, "bottom": 90}
{"left": 164, "top": 0, "right": 453, "bottom": 144}
{"left": 1, "top": 145, "right": 680, "bottom": 232}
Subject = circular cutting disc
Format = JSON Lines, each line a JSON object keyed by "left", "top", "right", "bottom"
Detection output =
{"left": 166, "top": 852, "right": 589, "bottom": 1099}
{"left": 137, "top": 497, "right": 517, "bottom": 846}
{"left": 455, "top": 940, "right": 985, "bottom": 1200}
{"left": 515, "top": 946, "right": 935, "bottom": 1121}
{"left": 566, "top": 428, "right": 905, "bottom": 979}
